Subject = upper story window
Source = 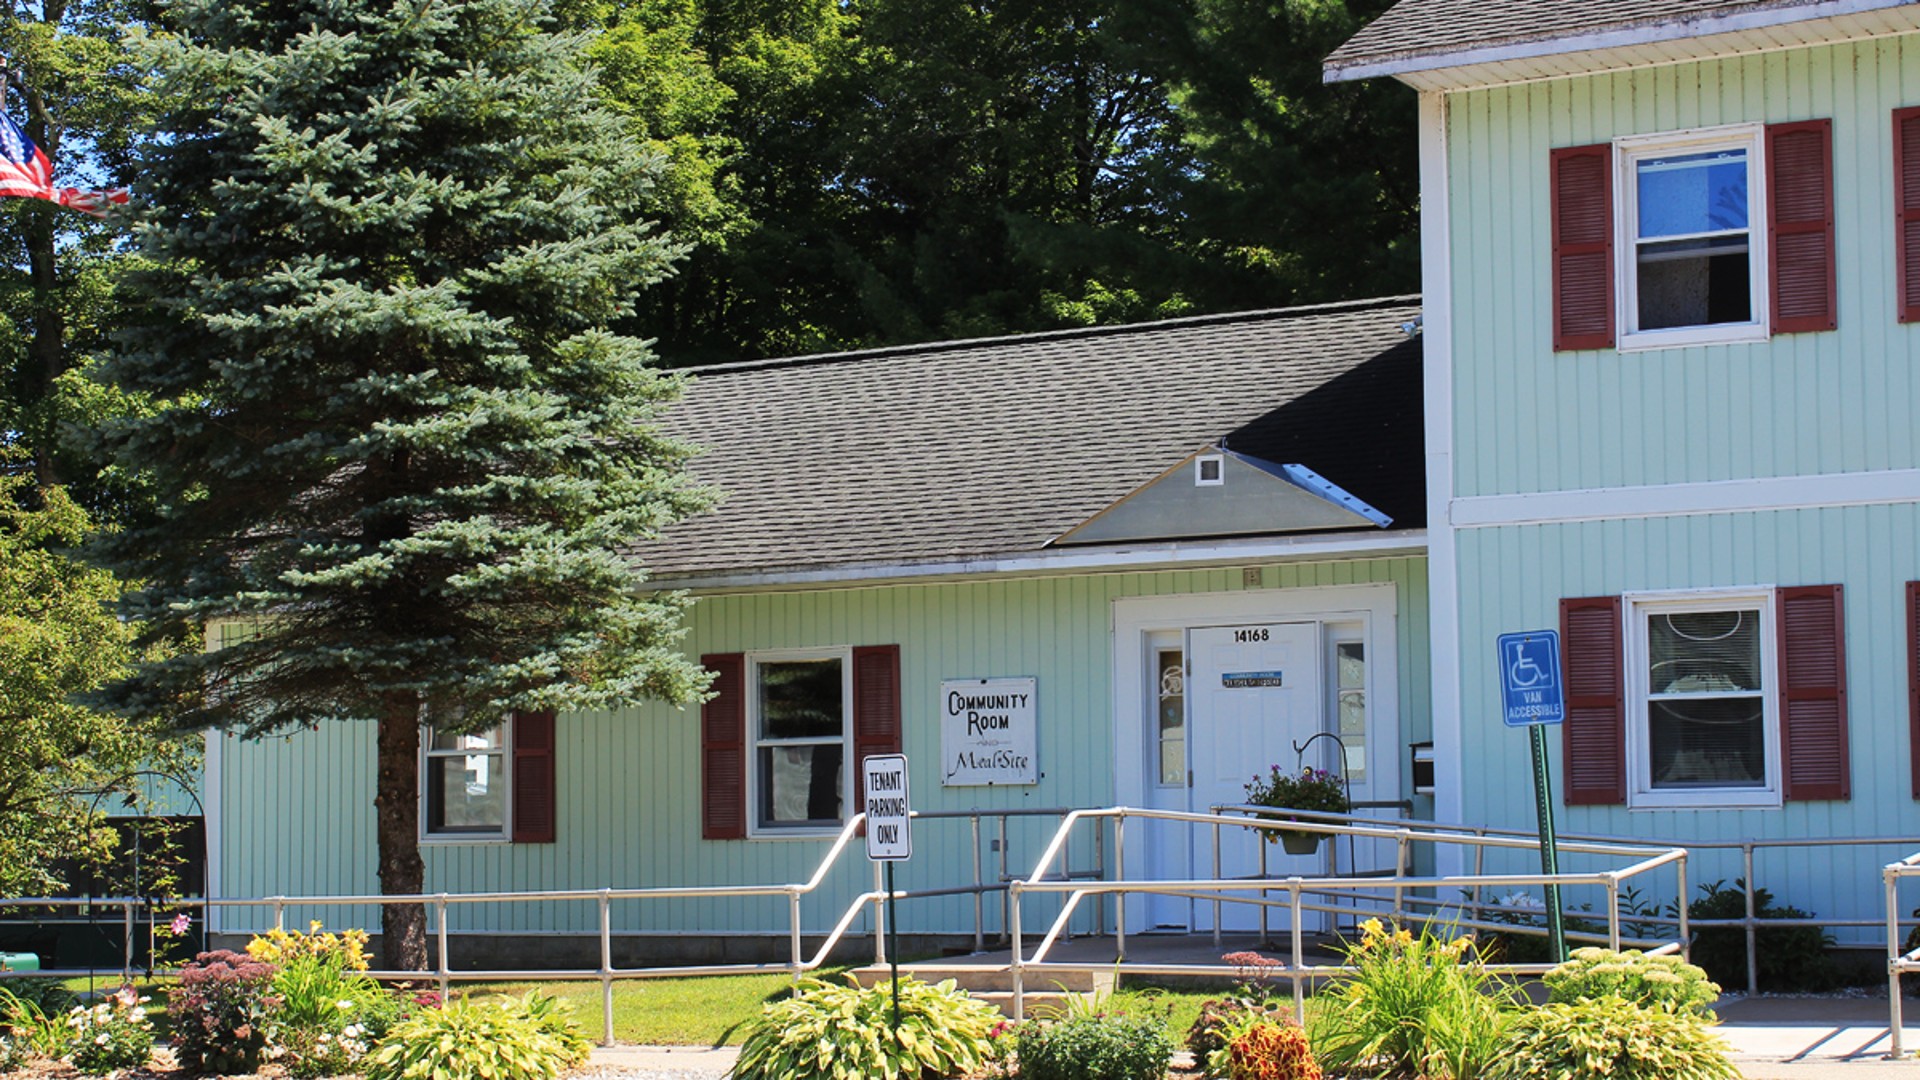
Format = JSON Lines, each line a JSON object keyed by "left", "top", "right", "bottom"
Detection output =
{"left": 1617, "top": 127, "right": 1768, "bottom": 350}
{"left": 1551, "top": 120, "right": 1834, "bottom": 353}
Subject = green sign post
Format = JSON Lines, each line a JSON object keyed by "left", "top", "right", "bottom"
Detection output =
{"left": 1498, "top": 630, "right": 1568, "bottom": 964}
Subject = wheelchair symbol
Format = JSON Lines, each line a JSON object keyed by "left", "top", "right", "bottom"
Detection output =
{"left": 1507, "top": 640, "right": 1550, "bottom": 689}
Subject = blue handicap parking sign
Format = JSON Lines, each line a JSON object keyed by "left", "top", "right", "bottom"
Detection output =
{"left": 1497, "top": 630, "right": 1565, "bottom": 727}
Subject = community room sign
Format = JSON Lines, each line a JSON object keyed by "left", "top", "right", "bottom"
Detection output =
{"left": 940, "top": 677, "right": 1038, "bottom": 786}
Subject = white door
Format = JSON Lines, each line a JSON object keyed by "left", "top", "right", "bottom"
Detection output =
{"left": 1188, "top": 622, "right": 1326, "bottom": 933}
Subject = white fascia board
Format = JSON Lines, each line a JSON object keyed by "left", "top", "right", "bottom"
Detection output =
{"left": 1324, "top": 0, "right": 1916, "bottom": 86}
{"left": 651, "top": 529, "right": 1429, "bottom": 593}
{"left": 1451, "top": 469, "right": 1920, "bottom": 528}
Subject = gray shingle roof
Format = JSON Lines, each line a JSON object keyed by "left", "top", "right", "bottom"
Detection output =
{"left": 1325, "top": 0, "right": 1859, "bottom": 77}
{"left": 639, "top": 297, "right": 1425, "bottom": 580}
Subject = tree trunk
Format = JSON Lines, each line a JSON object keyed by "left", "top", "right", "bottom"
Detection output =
{"left": 21, "top": 82, "right": 64, "bottom": 490}
{"left": 374, "top": 690, "right": 428, "bottom": 972}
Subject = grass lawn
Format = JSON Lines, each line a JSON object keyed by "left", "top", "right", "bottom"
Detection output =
{"left": 461, "top": 969, "right": 839, "bottom": 1046}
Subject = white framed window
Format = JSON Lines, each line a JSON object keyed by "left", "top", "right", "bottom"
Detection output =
{"left": 1150, "top": 635, "right": 1186, "bottom": 788}
{"left": 1327, "top": 627, "right": 1367, "bottom": 784}
{"left": 1195, "top": 454, "right": 1224, "bottom": 486}
{"left": 750, "top": 647, "right": 853, "bottom": 835}
{"left": 1616, "top": 125, "right": 1769, "bottom": 351}
{"left": 421, "top": 721, "right": 511, "bottom": 841}
{"left": 1625, "top": 589, "right": 1779, "bottom": 809}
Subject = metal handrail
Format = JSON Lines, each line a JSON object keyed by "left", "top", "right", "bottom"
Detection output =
{"left": 0, "top": 805, "right": 1096, "bottom": 1048}
{"left": 1230, "top": 804, "right": 1920, "bottom": 997}
{"left": 1007, "top": 806, "right": 1689, "bottom": 1022}
{"left": 1882, "top": 852, "right": 1920, "bottom": 1059}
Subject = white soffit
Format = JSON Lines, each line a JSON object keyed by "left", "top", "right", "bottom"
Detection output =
{"left": 1050, "top": 445, "right": 1393, "bottom": 547}
{"left": 1330, "top": 3, "right": 1920, "bottom": 91}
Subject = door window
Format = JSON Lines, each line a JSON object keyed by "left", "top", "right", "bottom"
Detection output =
{"left": 1156, "top": 647, "right": 1186, "bottom": 787}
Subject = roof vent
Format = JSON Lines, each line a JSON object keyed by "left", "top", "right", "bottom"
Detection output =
{"left": 1195, "top": 454, "right": 1224, "bottom": 486}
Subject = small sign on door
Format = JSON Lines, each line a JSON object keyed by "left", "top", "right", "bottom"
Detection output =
{"left": 1221, "top": 670, "right": 1285, "bottom": 688}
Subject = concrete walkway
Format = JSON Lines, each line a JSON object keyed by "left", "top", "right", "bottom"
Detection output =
{"left": 1719, "top": 996, "right": 1920, "bottom": 1078}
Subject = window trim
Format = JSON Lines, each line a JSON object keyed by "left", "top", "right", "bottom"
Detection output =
{"left": 419, "top": 718, "right": 514, "bottom": 845}
{"left": 747, "top": 646, "right": 855, "bottom": 839}
{"left": 1623, "top": 587, "right": 1781, "bottom": 809}
{"left": 1614, "top": 124, "right": 1771, "bottom": 352}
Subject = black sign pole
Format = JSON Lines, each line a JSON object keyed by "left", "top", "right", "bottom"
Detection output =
{"left": 1528, "top": 723, "right": 1567, "bottom": 964}
{"left": 886, "top": 859, "right": 901, "bottom": 1031}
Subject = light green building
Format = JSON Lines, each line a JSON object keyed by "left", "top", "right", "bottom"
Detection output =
{"left": 1327, "top": 0, "right": 1920, "bottom": 943}
{"left": 206, "top": 299, "right": 1435, "bottom": 959}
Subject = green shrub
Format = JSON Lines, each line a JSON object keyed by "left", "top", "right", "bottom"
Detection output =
{"left": 730, "top": 976, "right": 1000, "bottom": 1080}
{"left": 1491, "top": 996, "right": 1738, "bottom": 1080}
{"left": 0, "top": 1031, "right": 22, "bottom": 1073}
{"left": 64, "top": 987, "right": 156, "bottom": 1075}
{"left": 1545, "top": 947, "right": 1719, "bottom": 1016}
{"left": 267, "top": 951, "right": 404, "bottom": 1077}
{"left": 362, "top": 991, "right": 589, "bottom": 1080}
{"left": 1015, "top": 1010, "right": 1173, "bottom": 1080}
{"left": 1686, "top": 880, "right": 1835, "bottom": 991}
{"left": 1309, "top": 918, "right": 1517, "bottom": 1080}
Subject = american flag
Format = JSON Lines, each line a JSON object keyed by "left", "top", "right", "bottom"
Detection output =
{"left": 0, "top": 109, "right": 126, "bottom": 217}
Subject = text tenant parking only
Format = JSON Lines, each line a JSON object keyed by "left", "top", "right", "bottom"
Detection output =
{"left": 1497, "top": 629, "right": 1568, "bottom": 963}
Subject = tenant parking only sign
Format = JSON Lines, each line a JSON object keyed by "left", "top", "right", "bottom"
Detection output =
{"left": 863, "top": 754, "right": 911, "bottom": 861}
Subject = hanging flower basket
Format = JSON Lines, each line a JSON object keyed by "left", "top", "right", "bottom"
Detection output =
{"left": 1244, "top": 765, "right": 1349, "bottom": 851}
{"left": 1279, "top": 830, "right": 1324, "bottom": 855}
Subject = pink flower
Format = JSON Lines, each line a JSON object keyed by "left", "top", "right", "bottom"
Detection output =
{"left": 170, "top": 913, "right": 192, "bottom": 935}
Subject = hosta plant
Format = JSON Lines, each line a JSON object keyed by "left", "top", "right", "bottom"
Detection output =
{"left": 1491, "top": 995, "right": 1738, "bottom": 1080}
{"left": 730, "top": 975, "right": 1001, "bottom": 1080}
{"left": 1544, "top": 947, "right": 1720, "bottom": 1016}
{"left": 361, "top": 991, "right": 589, "bottom": 1080}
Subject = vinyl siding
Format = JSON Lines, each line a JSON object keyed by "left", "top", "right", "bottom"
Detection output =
{"left": 1451, "top": 506, "right": 1920, "bottom": 943}
{"left": 213, "top": 557, "right": 1430, "bottom": 938}
{"left": 1448, "top": 33, "right": 1920, "bottom": 498}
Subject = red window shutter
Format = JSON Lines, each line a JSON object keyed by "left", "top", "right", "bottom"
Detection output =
{"left": 1909, "top": 582, "right": 1920, "bottom": 798}
{"left": 1778, "top": 585, "right": 1850, "bottom": 801}
{"left": 701, "top": 653, "right": 747, "bottom": 839}
{"left": 851, "top": 645, "right": 902, "bottom": 817}
{"left": 1551, "top": 144, "right": 1615, "bottom": 351}
{"left": 511, "top": 710, "right": 557, "bottom": 844}
{"left": 1767, "top": 120, "right": 1837, "bottom": 333}
{"left": 1560, "top": 596, "right": 1626, "bottom": 805}
{"left": 1896, "top": 108, "right": 1920, "bottom": 324}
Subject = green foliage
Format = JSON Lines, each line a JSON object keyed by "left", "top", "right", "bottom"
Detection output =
{"left": 1214, "top": 1018, "right": 1322, "bottom": 1080}
{"left": 1490, "top": 997, "right": 1739, "bottom": 1080}
{"left": 0, "top": 473, "right": 192, "bottom": 897}
{"left": 362, "top": 991, "right": 589, "bottom": 1080}
{"left": 267, "top": 952, "right": 403, "bottom": 1077}
{"left": 729, "top": 976, "right": 1001, "bottom": 1080}
{"left": 62, "top": 987, "right": 155, "bottom": 1075}
{"left": 1014, "top": 1009, "right": 1175, "bottom": 1080}
{"left": 1544, "top": 948, "right": 1720, "bottom": 1017}
{"left": 167, "top": 950, "right": 279, "bottom": 1075}
{"left": 1308, "top": 919, "right": 1517, "bottom": 1080}
{"left": 0, "top": 1029, "right": 21, "bottom": 1073}
{"left": 1686, "top": 880, "right": 1836, "bottom": 991}
{"left": 0, "top": 981, "right": 75, "bottom": 1062}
